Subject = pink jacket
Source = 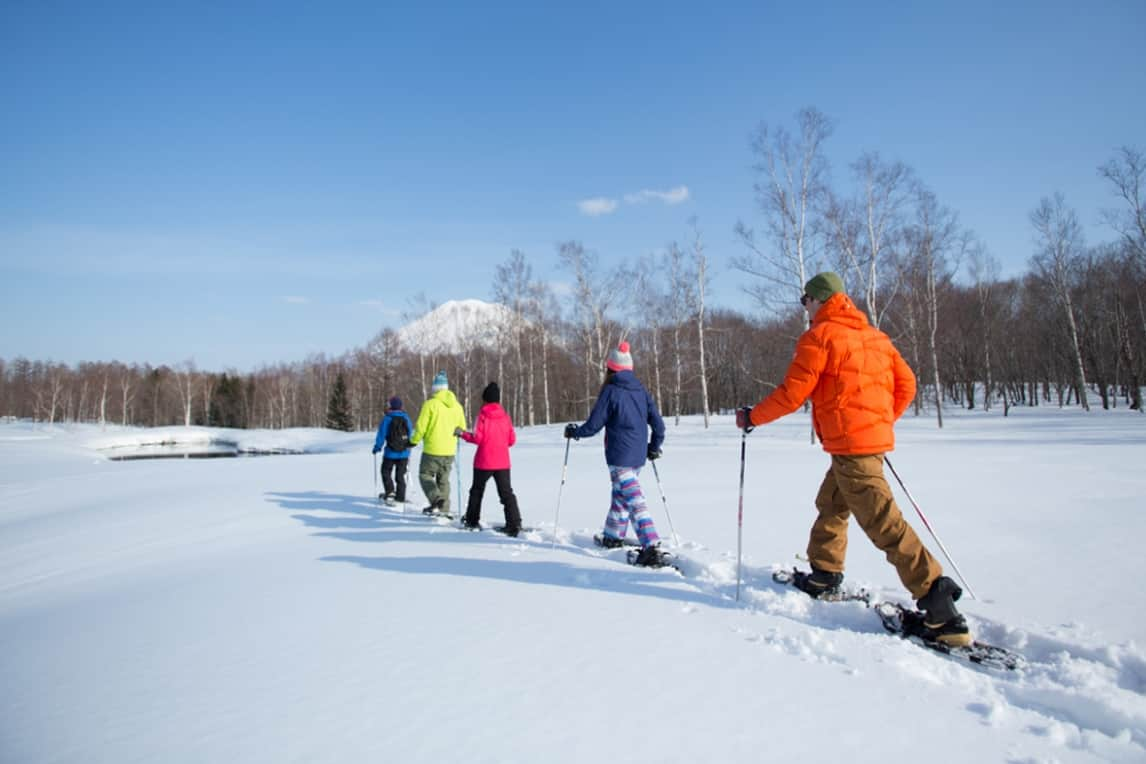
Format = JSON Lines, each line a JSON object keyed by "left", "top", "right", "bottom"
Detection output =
{"left": 460, "top": 402, "right": 516, "bottom": 470}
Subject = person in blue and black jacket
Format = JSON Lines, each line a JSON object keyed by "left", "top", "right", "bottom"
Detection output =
{"left": 372, "top": 396, "right": 414, "bottom": 506}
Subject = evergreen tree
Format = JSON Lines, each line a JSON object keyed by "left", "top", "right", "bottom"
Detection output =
{"left": 325, "top": 372, "right": 354, "bottom": 431}
{"left": 211, "top": 373, "right": 245, "bottom": 428}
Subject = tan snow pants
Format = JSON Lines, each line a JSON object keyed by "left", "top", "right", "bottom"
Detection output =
{"left": 807, "top": 454, "right": 942, "bottom": 600}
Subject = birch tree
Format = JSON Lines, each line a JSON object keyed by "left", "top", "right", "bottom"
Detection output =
{"left": 1030, "top": 193, "right": 1089, "bottom": 410}
{"left": 968, "top": 245, "right": 1002, "bottom": 411}
{"left": 118, "top": 365, "right": 136, "bottom": 426}
{"left": 557, "top": 241, "right": 622, "bottom": 414}
{"left": 664, "top": 242, "right": 695, "bottom": 424}
{"left": 904, "top": 187, "right": 962, "bottom": 427}
{"left": 173, "top": 361, "right": 196, "bottom": 426}
{"left": 1099, "top": 146, "right": 1146, "bottom": 266}
{"left": 493, "top": 250, "right": 534, "bottom": 422}
{"left": 632, "top": 254, "right": 667, "bottom": 410}
{"left": 526, "top": 283, "right": 560, "bottom": 425}
{"left": 733, "top": 107, "right": 833, "bottom": 310}
{"left": 402, "top": 293, "right": 439, "bottom": 401}
{"left": 851, "top": 153, "right": 912, "bottom": 328}
{"left": 690, "top": 221, "right": 713, "bottom": 427}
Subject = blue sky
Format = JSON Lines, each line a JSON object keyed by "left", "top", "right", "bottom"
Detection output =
{"left": 2, "top": 1, "right": 1143, "bottom": 371}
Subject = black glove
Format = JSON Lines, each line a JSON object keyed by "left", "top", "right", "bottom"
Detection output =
{"left": 647, "top": 445, "right": 662, "bottom": 460}
{"left": 372, "top": 445, "right": 381, "bottom": 455}
{"left": 564, "top": 423, "right": 579, "bottom": 440}
{"left": 735, "top": 406, "right": 755, "bottom": 433}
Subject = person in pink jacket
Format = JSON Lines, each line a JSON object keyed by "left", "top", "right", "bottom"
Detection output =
{"left": 458, "top": 382, "right": 523, "bottom": 536}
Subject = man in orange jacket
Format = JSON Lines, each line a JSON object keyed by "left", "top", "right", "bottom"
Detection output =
{"left": 738, "top": 272, "right": 971, "bottom": 647}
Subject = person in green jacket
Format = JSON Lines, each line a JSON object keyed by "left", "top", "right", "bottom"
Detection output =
{"left": 410, "top": 370, "right": 468, "bottom": 517}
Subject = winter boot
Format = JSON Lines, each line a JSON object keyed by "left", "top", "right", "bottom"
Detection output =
{"left": 462, "top": 516, "right": 481, "bottom": 530}
{"left": 793, "top": 568, "right": 844, "bottom": 599}
{"left": 632, "top": 543, "right": 669, "bottom": 568}
{"left": 594, "top": 533, "right": 625, "bottom": 549}
{"left": 916, "top": 576, "right": 972, "bottom": 647}
{"left": 384, "top": 492, "right": 397, "bottom": 507}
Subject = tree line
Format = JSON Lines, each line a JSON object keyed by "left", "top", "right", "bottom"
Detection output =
{"left": 2, "top": 113, "right": 1142, "bottom": 429}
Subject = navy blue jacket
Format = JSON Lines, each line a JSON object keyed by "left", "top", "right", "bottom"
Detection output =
{"left": 571, "top": 370, "right": 665, "bottom": 468}
{"left": 373, "top": 411, "right": 414, "bottom": 459}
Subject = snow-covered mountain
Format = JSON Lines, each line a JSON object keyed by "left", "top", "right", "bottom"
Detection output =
{"left": 396, "top": 298, "right": 519, "bottom": 355}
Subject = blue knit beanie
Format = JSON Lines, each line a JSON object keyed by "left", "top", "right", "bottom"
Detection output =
{"left": 388, "top": 396, "right": 402, "bottom": 410}
{"left": 431, "top": 371, "right": 448, "bottom": 392}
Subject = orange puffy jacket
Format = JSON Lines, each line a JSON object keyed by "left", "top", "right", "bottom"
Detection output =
{"left": 748, "top": 293, "right": 916, "bottom": 455}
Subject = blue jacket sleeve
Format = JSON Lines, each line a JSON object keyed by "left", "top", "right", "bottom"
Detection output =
{"left": 573, "top": 386, "right": 612, "bottom": 439}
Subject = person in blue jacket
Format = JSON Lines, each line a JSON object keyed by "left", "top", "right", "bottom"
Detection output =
{"left": 372, "top": 396, "right": 415, "bottom": 506}
{"left": 564, "top": 341, "right": 668, "bottom": 566}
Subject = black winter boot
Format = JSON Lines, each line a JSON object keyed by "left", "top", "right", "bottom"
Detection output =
{"left": 595, "top": 534, "right": 625, "bottom": 549}
{"left": 632, "top": 544, "right": 669, "bottom": 568}
{"left": 793, "top": 568, "right": 844, "bottom": 598}
{"left": 916, "top": 576, "right": 972, "bottom": 647}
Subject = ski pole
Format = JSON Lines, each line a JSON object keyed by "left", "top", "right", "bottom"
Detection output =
{"left": 373, "top": 452, "right": 378, "bottom": 497}
{"left": 736, "top": 427, "right": 747, "bottom": 601}
{"left": 551, "top": 437, "right": 572, "bottom": 550}
{"left": 649, "top": 459, "right": 679, "bottom": 547}
{"left": 455, "top": 435, "right": 464, "bottom": 527}
{"left": 885, "top": 456, "right": 977, "bottom": 600}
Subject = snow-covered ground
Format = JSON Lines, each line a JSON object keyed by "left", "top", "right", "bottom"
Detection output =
{"left": 2, "top": 407, "right": 1145, "bottom": 763}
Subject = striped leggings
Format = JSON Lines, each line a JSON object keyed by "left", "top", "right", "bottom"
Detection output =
{"left": 603, "top": 465, "right": 660, "bottom": 547}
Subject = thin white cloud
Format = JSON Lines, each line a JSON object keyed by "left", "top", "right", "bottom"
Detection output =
{"left": 624, "top": 186, "right": 690, "bottom": 205}
{"left": 578, "top": 186, "right": 690, "bottom": 216}
{"left": 283, "top": 296, "right": 310, "bottom": 305}
{"left": 577, "top": 197, "right": 619, "bottom": 216}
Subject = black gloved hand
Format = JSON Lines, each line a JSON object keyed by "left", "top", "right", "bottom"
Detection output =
{"left": 564, "top": 423, "right": 578, "bottom": 440}
{"left": 647, "top": 445, "right": 662, "bottom": 460}
{"left": 371, "top": 446, "right": 380, "bottom": 455}
{"left": 735, "top": 406, "right": 755, "bottom": 433}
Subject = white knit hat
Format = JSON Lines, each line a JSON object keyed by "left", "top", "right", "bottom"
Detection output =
{"left": 606, "top": 341, "right": 633, "bottom": 372}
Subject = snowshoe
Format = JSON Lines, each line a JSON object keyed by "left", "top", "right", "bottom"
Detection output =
{"left": 772, "top": 568, "right": 871, "bottom": 604}
{"left": 875, "top": 602, "right": 1023, "bottom": 671}
{"left": 626, "top": 544, "right": 676, "bottom": 570}
{"left": 593, "top": 533, "right": 639, "bottom": 549}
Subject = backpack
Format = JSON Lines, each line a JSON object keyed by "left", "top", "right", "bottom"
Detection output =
{"left": 385, "top": 415, "right": 409, "bottom": 452}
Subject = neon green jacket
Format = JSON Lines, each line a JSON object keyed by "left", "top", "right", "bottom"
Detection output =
{"left": 410, "top": 389, "right": 467, "bottom": 456}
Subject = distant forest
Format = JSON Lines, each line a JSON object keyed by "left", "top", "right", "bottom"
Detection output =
{"left": 3, "top": 112, "right": 1143, "bottom": 430}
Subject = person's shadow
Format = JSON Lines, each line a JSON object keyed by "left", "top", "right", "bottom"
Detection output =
{"left": 265, "top": 490, "right": 725, "bottom": 608}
